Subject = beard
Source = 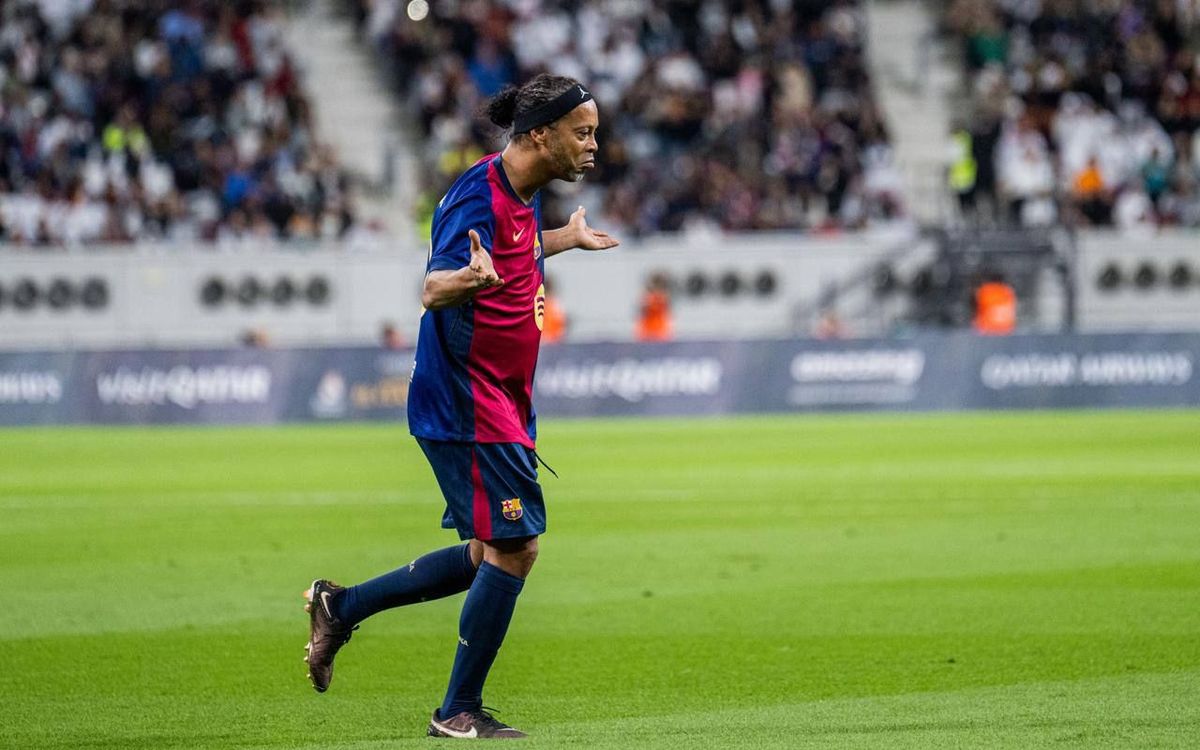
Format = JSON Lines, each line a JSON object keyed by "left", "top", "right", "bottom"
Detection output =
{"left": 548, "top": 138, "right": 585, "bottom": 182}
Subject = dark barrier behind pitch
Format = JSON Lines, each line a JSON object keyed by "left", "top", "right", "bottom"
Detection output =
{"left": 0, "top": 332, "right": 1196, "bottom": 426}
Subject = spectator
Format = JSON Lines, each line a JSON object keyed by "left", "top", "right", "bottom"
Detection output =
{"left": 973, "top": 271, "right": 1015, "bottom": 336}
{"left": 540, "top": 276, "right": 567, "bottom": 344}
{"left": 635, "top": 271, "right": 674, "bottom": 342}
{"left": 1142, "top": 145, "right": 1172, "bottom": 202}
{"left": 1071, "top": 155, "right": 1112, "bottom": 225}
{"left": 0, "top": 0, "right": 359, "bottom": 248}
{"left": 240, "top": 327, "right": 270, "bottom": 348}
{"left": 814, "top": 308, "right": 848, "bottom": 339}
{"left": 380, "top": 321, "right": 405, "bottom": 350}
{"left": 946, "top": 0, "right": 1200, "bottom": 229}
{"left": 357, "top": 0, "right": 900, "bottom": 236}
{"left": 1114, "top": 185, "right": 1156, "bottom": 235}
{"left": 947, "top": 124, "right": 979, "bottom": 218}
{"left": 996, "top": 115, "right": 1056, "bottom": 226}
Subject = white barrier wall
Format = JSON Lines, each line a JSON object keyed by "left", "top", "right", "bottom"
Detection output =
{"left": 0, "top": 230, "right": 915, "bottom": 348}
{"left": 1074, "top": 230, "right": 1200, "bottom": 333}
{"left": 546, "top": 229, "right": 918, "bottom": 340}
{"left": 1, "top": 227, "right": 1196, "bottom": 349}
{"left": 0, "top": 248, "right": 421, "bottom": 349}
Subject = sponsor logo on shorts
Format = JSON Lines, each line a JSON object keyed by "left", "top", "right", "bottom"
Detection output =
{"left": 501, "top": 498, "right": 523, "bottom": 521}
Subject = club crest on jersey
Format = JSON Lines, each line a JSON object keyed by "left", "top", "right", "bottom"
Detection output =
{"left": 501, "top": 497, "right": 523, "bottom": 521}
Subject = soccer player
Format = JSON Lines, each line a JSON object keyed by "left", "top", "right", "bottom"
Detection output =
{"left": 303, "top": 74, "right": 618, "bottom": 739}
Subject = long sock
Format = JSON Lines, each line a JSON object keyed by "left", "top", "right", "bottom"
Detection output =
{"left": 335, "top": 543, "right": 477, "bottom": 626}
{"left": 439, "top": 562, "right": 525, "bottom": 718}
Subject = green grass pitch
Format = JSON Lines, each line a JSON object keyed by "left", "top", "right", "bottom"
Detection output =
{"left": 2, "top": 410, "right": 1199, "bottom": 749}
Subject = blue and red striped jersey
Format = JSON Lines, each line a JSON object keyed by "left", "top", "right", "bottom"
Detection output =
{"left": 408, "top": 154, "right": 547, "bottom": 448}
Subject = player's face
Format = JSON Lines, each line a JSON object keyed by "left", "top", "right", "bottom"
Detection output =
{"left": 546, "top": 100, "right": 599, "bottom": 183}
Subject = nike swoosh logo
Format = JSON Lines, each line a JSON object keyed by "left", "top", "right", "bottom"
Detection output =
{"left": 320, "top": 590, "right": 335, "bottom": 619}
{"left": 512, "top": 227, "right": 526, "bottom": 242}
{"left": 433, "top": 720, "right": 478, "bottom": 739}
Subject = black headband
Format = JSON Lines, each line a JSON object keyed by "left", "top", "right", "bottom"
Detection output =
{"left": 512, "top": 84, "right": 593, "bottom": 133}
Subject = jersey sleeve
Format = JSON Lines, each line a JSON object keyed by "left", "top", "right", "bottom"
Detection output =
{"left": 428, "top": 190, "right": 495, "bottom": 273}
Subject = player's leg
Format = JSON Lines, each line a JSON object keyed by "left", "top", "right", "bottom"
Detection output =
{"left": 428, "top": 536, "right": 536, "bottom": 739}
{"left": 304, "top": 438, "right": 486, "bottom": 693}
{"left": 429, "top": 442, "right": 546, "bottom": 739}
{"left": 330, "top": 437, "right": 493, "bottom": 626}
{"left": 332, "top": 539, "right": 484, "bottom": 625}
{"left": 442, "top": 536, "right": 537, "bottom": 707}
{"left": 303, "top": 540, "right": 484, "bottom": 693}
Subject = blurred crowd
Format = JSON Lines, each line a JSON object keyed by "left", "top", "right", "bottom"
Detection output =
{"left": 0, "top": 0, "right": 358, "bottom": 248}
{"left": 945, "top": 0, "right": 1200, "bottom": 231}
{"left": 350, "top": 0, "right": 905, "bottom": 236}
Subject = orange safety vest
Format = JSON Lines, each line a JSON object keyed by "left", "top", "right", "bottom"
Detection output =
{"left": 636, "top": 290, "right": 674, "bottom": 341}
{"left": 541, "top": 296, "right": 567, "bottom": 343}
{"left": 974, "top": 282, "right": 1016, "bottom": 335}
{"left": 1073, "top": 165, "right": 1104, "bottom": 197}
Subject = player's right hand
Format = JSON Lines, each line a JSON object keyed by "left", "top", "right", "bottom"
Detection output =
{"left": 467, "top": 229, "right": 504, "bottom": 289}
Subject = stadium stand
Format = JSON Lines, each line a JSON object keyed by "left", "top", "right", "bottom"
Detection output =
{"left": 0, "top": 0, "right": 359, "bottom": 247}
{"left": 944, "top": 0, "right": 1200, "bottom": 229}
{"left": 3, "top": 1, "right": 1198, "bottom": 350}
{"left": 348, "top": 0, "right": 906, "bottom": 236}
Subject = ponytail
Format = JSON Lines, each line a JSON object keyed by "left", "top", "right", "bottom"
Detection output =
{"left": 485, "top": 86, "right": 520, "bottom": 129}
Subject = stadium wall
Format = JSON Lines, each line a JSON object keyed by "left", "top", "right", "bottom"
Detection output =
{"left": 0, "top": 230, "right": 915, "bottom": 348}
{"left": 1074, "top": 230, "right": 1200, "bottom": 333}
{"left": 1, "top": 332, "right": 1195, "bottom": 426}
{"left": 4, "top": 230, "right": 1199, "bottom": 350}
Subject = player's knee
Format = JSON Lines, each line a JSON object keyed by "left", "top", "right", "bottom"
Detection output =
{"left": 507, "top": 537, "right": 538, "bottom": 575}
{"left": 467, "top": 539, "right": 485, "bottom": 568}
{"left": 484, "top": 536, "right": 538, "bottom": 578}
{"left": 520, "top": 537, "right": 539, "bottom": 568}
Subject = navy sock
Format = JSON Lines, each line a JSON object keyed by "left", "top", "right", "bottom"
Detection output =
{"left": 335, "top": 543, "right": 477, "bottom": 626}
{"left": 439, "top": 562, "right": 525, "bottom": 718}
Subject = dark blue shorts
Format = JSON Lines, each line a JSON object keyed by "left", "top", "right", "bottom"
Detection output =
{"left": 416, "top": 438, "right": 546, "bottom": 541}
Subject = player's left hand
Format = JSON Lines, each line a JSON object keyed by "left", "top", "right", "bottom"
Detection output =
{"left": 567, "top": 206, "right": 620, "bottom": 251}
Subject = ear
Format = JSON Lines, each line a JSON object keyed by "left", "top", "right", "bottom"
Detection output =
{"left": 528, "top": 124, "right": 552, "bottom": 148}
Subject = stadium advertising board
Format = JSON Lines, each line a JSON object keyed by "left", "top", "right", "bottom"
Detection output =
{"left": 82, "top": 350, "right": 283, "bottom": 424}
{"left": 0, "top": 332, "right": 1196, "bottom": 425}
{"left": 0, "top": 351, "right": 76, "bottom": 425}
{"left": 285, "top": 348, "right": 413, "bottom": 422}
{"left": 534, "top": 341, "right": 731, "bottom": 416}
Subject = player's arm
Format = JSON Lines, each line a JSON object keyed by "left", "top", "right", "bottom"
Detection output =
{"left": 422, "top": 229, "right": 504, "bottom": 310}
{"left": 542, "top": 206, "right": 620, "bottom": 258}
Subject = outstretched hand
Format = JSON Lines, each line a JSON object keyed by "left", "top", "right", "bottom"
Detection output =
{"left": 467, "top": 229, "right": 504, "bottom": 289}
{"left": 566, "top": 206, "right": 620, "bottom": 251}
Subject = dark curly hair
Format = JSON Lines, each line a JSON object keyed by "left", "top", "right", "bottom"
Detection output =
{"left": 484, "top": 74, "right": 582, "bottom": 138}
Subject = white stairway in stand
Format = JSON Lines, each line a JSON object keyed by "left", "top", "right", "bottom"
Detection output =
{"left": 865, "top": 0, "right": 959, "bottom": 225}
{"left": 282, "top": 0, "right": 418, "bottom": 243}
